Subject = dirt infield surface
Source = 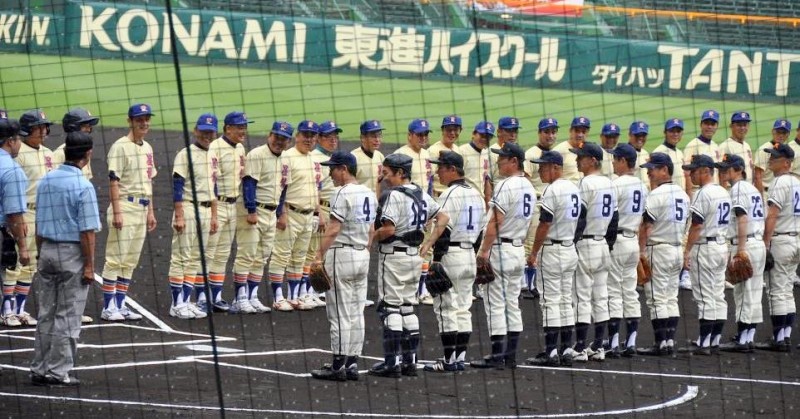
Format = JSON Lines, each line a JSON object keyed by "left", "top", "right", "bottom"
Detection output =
{"left": 0, "top": 125, "right": 798, "bottom": 418}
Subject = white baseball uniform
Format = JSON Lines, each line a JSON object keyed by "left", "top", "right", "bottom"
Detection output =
{"left": 634, "top": 148, "right": 650, "bottom": 190}
{"left": 728, "top": 179, "right": 766, "bottom": 324}
{"left": 754, "top": 141, "right": 779, "bottom": 192}
{"left": 608, "top": 174, "right": 647, "bottom": 320}
{"left": 395, "top": 145, "right": 433, "bottom": 196}
{"left": 766, "top": 173, "right": 800, "bottom": 316}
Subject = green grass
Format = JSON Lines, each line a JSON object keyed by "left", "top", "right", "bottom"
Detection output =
{"left": 0, "top": 52, "right": 795, "bottom": 150}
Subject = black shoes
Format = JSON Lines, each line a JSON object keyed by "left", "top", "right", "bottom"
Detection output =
{"left": 638, "top": 345, "right": 669, "bottom": 356}
{"left": 368, "top": 362, "right": 401, "bottom": 378}
{"left": 719, "top": 342, "right": 754, "bottom": 353}
{"left": 755, "top": 338, "right": 791, "bottom": 353}
{"left": 526, "top": 352, "right": 560, "bottom": 367}
{"left": 401, "top": 362, "right": 417, "bottom": 377}
{"left": 311, "top": 365, "right": 346, "bottom": 382}
{"left": 470, "top": 355, "right": 505, "bottom": 370}
{"left": 32, "top": 373, "right": 80, "bottom": 387}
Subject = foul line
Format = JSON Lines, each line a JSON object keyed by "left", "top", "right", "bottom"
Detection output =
{"left": 0, "top": 385, "right": 698, "bottom": 418}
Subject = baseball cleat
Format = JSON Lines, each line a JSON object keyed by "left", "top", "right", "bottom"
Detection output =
{"left": 559, "top": 348, "right": 575, "bottom": 367}
{"left": 249, "top": 298, "right": 272, "bottom": 313}
{"left": 311, "top": 365, "right": 347, "bottom": 382}
{"left": 100, "top": 308, "right": 125, "bottom": 322}
{"left": 119, "top": 307, "right": 143, "bottom": 321}
{"left": 423, "top": 360, "right": 458, "bottom": 372}
{"left": 169, "top": 304, "right": 195, "bottom": 319}
{"left": 469, "top": 355, "right": 504, "bottom": 370}
{"left": 17, "top": 312, "right": 37, "bottom": 326}
{"left": 526, "top": 352, "right": 560, "bottom": 367}
{"left": 229, "top": 299, "right": 257, "bottom": 314}
{"left": 345, "top": 364, "right": 359, "bottom": 381}
{"left": 606, "top": 347, "right": 621, "bottom": 359}
{"left": 401, "top": 362, "right": 418, "bottom": 377}
{"left": 1, "top": 313, "right": 21, "bottom": 327}
{"left": 81, "top": 315, "right": 94, "bottom": 324}
{"left": 187, "top": 303, "right": 208, "bottom": 319}
{"left": 368, "top": 362, "right": 401, "bottom": 378}
{"left": 212, "top": 299, "right": 231, "bottom": 312}
{"left": 571, "top": 349, "right": 589, "bottom": 362}
{"left": 272, "top": 298, "right": 294, "bottom": 312}
{"left": 621, "top": 346, "right": 637, "bottom": 357}
{"left": 754, "top": 338, "right": 791, "bottom": 352}
{"left": 637, "top": 345, "right": 668, "bottom": 356}
{"left": 719, "top": 341, "right": 753, "bottom": 353}
{"left": 293, "top": 297, "right": 315, "bottom": 311}
{"left": 310, "top": 294, "right": 326, "bottom": 307}
{"left": 587, "top": 347, "right": 605, "bottom": 362}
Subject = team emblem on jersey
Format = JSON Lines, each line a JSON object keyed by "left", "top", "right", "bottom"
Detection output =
{"left": 281, "top": 164, "right": 289, "bottom": 188}
{"left": 44, "top": 156, "right": 53, "bottom": 170}
{"left": 146, "top": 153, "right": 155, "bottom": 179}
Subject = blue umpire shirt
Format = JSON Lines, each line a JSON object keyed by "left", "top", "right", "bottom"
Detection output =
{"left": 0, "top": 147, "right": 27, "bottom": 226}
{"left": 36, "top": 164, "right": 101, "bottom": 242}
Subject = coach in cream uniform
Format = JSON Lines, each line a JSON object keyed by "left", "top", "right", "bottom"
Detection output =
{"left": 458, "top": 121, "right": 493, "bottom": 205}
{"left": 353, "top": 120, "right": 385, "bottom": 194}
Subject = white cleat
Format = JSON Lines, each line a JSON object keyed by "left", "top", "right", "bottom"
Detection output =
{"left": 100, "top": 308, "right": 125, "bottom": 322}
{"left": 230, "top": 298, "right": 257, "bottom": 314}
{"left": 249, "top": 298, "right": 272, "bottom": 313}
{"left": 81, "top": 315, "right": 94, "bottom": 324}
{"left": 169, "top": 304, "right": 195, "bottom": 320}
{"left": 2, "top": 313, "right": 21, "bottom": 327}
{"left": 119, "top": 307, "right": 143, "bottom": 321}
{"left": 187, "top": 303, "right": 208, "bottom": 319}
{"left": 310, "top": 294, "right": 326, "bottom": 307}
{"left": 17, "top": 312, "right": 37, "bottom": 326}
{"left": 272, "top": 298, "right": 294, "bottom": 312}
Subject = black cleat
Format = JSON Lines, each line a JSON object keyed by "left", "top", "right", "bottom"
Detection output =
{"left": 638, "top": 345, "right": 668, "bottom": 356}
{"left": 470, "top": 356, "right": 505, "bottom": 370}
{"left": 345, "top": 365, "right": 359, "bottom": 381}
{"left": 401, "top": 362, "right": 418, "bottom": 377}
{"left": 368, "top": 362, "right": 401, "bottom": 378}
{"left": 526, "top": 352, "right": 560, "bottom": 367}
{"left": 311, "top": 365, "right": 346, "bottom": 382}
{"left": 559, "top": 350, "right": 574, "bottom": 367}
{"left": 504, "top": 355, "right": 517, "bottom": 370}
{"left": 30, "top": 373, "right": 48, "bottom": 387}
{"left": 621, "top": 346, "right": 637, "bottom": 357}
{"left": 755, "top": 339, "right": 790, "bottom": 353}
{"left": 606, "top": 347, "right": 621, "bottom": 359}
{"left": 719, "top": 342, "right": 753, "bottom": 353}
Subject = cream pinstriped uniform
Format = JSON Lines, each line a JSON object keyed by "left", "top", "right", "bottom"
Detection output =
{"left": 552, "top": 141, "right": 581, "bottom": 184}
{"left": 652, "top": 144, "right": 684, "bottom": 188}
{"left": 395, "top": 145, "right": 433, "bottom": 196}
{"left": 719, "top": 138, "right": 755, "bottom": 183}
{"left": 788, "top": 139, "right": 800, "bottom": 174}
{"left": 305, "top": 148, "right": 335, "bottom": 268}
{"left": 608, "top": 174, "right": 646, "bottom": 320}
{"left": 458, "top": 142, "right": 490, "bottom": 199}
{"left": 427, "top": 141, "right": 457, "bottom": 197}
{"left": 643, "top": 183, "right": 689, "bottom": 320}
{"left": 688, "top": 183, "right": 730, "bottom": 321}
{"left": 352, "top": 146, "right": 384, "bottom": 194}
{"left": 766, "top": 174, "right": 800, "bottom": 316}
{"left": 754, "top": 141, "right": 779, "bottom": 191}
{"left": 524, "top": 145, "right": 549, "bottom": 194}
{"left": 600, "top": 149, "right": 616, "bottom": 179}
{"left": 488, "top": 143, "right": 505, "bottom": 185}
{"left": 324, "top": 183, "right": 377, "bottom": 356}
{"left": 205, "top": 137, "right": 245, "bottom": 273}
{"left": 433, "top": 180, "right": 484, "bottom": 334}
{"left": 53, "top": 144, "right": 92, "bottom": 180}
{"left": 102, "top": 136, "right": 157, "bottom": 280}
{"left": 634, "top": 148, "right": 650, "bottom": 189}
{"left": 728, "top": 180, "right": 766, "bottom": 324}
{"left": 684, "top": 138, "right": 721, "bottom": 188}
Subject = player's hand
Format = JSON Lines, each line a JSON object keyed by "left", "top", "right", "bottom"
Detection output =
{"left": 82, "top": 267, "right": 95, "bottom": 285}
{"left": 173, "top": 215, "right": 185, "bottom": 233}
{"left": 247, "top": 213, "right": 258, "bottom": 225}
{"left": 210, "top": 217, "right": 218, "bottom": 235}
{"left": 112, "top": 212, "right": 124, "bottom": 229}
{"left": 277, "top": 213, "right": 287, "bottom": 231}
{"left": 683, "top": 253, "right": 691, "bottom": 270}
{"left": 419, "top": 243, "right": 431, "bottom": 257}
{"left": 477, "top": 248, "right": 490, "bottom": 261}
{"left": 147, "top": 212, "right": 157, "bottom": 232}
{"left": 318, "top": 215, "right": 327, "bottom": 233}
{"left": 18, "top": 248, "right": 30, "bottom": 267}
{"left": 527, "top": 253, "right": 538, "bottom": 268}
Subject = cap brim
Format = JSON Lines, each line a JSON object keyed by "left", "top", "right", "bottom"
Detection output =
{"left": 321, "top": 128, "right": 343, "bottom": 134}
{"left": 271, "top": 130, "right": 292, "bottom": 139}
{"left": 196, "top": 125, "right": 217, "bottom": 131}
{"left": 530, "top": 158, "right": 561, "bottom": 165}
{"left": 640, "top": 162, "right": 660, "bottom": 169}
{"left": 774, "top": 127, "right": 790, "bottom": 132}
{"left": 427, "top": 158, "right": 443, "bottom": 165}
{"left": 713, "top": 162, "right": 732, "bottom": 169}
{"left": 702, "top": 118, "right": 719, "bottom": 123}
{"left": 490, "top": 148, "right": 506, "bottom": 155}
{"left": 81, "top": 118, "right": 100, "bottom": 126}
{"left": 320, "top": 161, "right": 338, "bottom": 166}
{"left": 570, "top": 147, "right": 591, "bottom": 156}
{"left": 571, "top": 124, "right": 590, "bottom": 129}
{"left": 361, "top": 128, "right": 384, "bottom": 134}
{"left": 474, "top": 130, "right": 494, "bottom": 136}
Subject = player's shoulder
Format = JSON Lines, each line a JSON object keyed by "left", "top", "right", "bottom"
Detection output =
{"left": 552, "top": 141, "right": 570, "bottom": 152}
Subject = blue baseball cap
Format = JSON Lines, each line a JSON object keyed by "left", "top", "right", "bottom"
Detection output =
{"left": 731, "top": 111, "right": 751, "bottom": 123}
{"left": 498, "top": 116, "right": 520, "bottom": 130}
{"left": 224, "top": 111, "right": 252, "bottom": 126}
{"left": 360, "top": 119, "right": 384, "bottom": 134}
{"left": 715, "top": 154, "right": 745, "bottom": 169}
{"left": 320, "top": 151, "right": 357, "bottom": 169}
{"left": 664, "top": 118, "right": 684, "bottom": 131}
{"left": 270, "top": 121, "right": 293, "bottom": 139}
{"left": 773, "top": 119, "right": 792, "bottom": 132}
{"left": 570, "top": 142, "right": 604, "bottom": 161}
{"left": 701, "top": 110, "right": 719, "bottom": 123}
{"left": 601, "top": 123, "right": 620, "bottom": 136}
{"left": 630, "top": 121, "right": 649, "bottom": 135}
{"left": 764, "top": 143, "right": 795, "bottom": 159}
{"left": 491, "top": 142, "right": 525, "bottom": 161}
{"left": 530, "top": 150, "right": 563, "bottom": 166}
{"left": 128, "top": 103, "right": 154, "bottom": 118}
{"left": 428, "top": 150, "right": 464, "bottom": 169}
{"left": 195, "top": 113, "right": 218, "bottom": 131}
{"left": 474, "top": 121, "right": 496, "bottom": 136}
{"left": 641, "top": 152, "right": 673, "bottom": 170}
{"left": 408, "top": 118, "right": 431, "bottom": 134}
{"left": 319, "top": 120, "right": 342, "bottom": 135}
{"left": 538, "top": 117, "right": 559, "bottom": 131}
{"left": 441, "top": 115, "right": 462, "bottom": 127}
{"left": 682, "top": 154, "right": 716, "bottom": 171}
{"left": 613, "top": 143, "right": 638, "bottom": 160}
{"left": 297, "top": 120, "right": 319, "bottom": 133}
{"left": 571, "top": 116, "right": 591, "bottom": 129}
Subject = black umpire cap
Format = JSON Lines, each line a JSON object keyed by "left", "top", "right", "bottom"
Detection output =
{"left": 63, "top": 108, "right": 100, "bottom": 133}
{"left": 383, "top": 153, "right": 413, "bottom": 175}
{"left": 19, "top": 109, "right": 52, "bottom": 137}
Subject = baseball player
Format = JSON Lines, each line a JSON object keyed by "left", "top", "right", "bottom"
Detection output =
{"left": 167, "top": 114, "right": 219, "bottom": 319}
{"left": 683, "top": 110, "right": 721, "bottom": 194}
{"left": 310, "top": 151, "right": 377, "bottom": 381}
{"left": 606, "top": 144, "right": 647, "bottom": 357}
{"left": 526, "top": 150, "right": 580, "bottom": 367}
{"left": 369, "top": 154, "right": 445, "bottom": 378}
{"left": 488, "top": 117, "right": 520, "bottom": 186}
{"left": 789, "top": 122, "right": 800, "bottom": 175}
{"left": 200, "top": 111, "right": 249, "bottom": 313}
{"left": 753, "top": 119, "right": 791, "bottom": 195}
{"left": 653, "top": 119, "right": 686, "bottom": 188}
{"left": 2, "top": 110, "right": 54, "bottom": 327}
{"left": 100, "top": 103, "right": 157, "bottom": 322}
{"left": 472, "top": 142, "right": 535, "bottom": 369}
{"left": 552, "top": 116, "right": 590, "bottom": 184}
{"left": 628, "top": 121, "right": 650, "bottom": 189}
{"left": 0, "top": 118, "right": 30, "bottom": 328}
{"left": 352, "top": 120, "right": 385, "bottom": 195}
{"left": 637, "top": 153, "right": 689, "bottom": 356}
{"left": 570, "top": 143, "right": 617, "bottom": 362}
{"left": 682, "top": 154, "right": 731, "bottom": 355}
{"left": 759, "top": 143, "right": 799, "bottom": 352}
{"left": 419, "top": 151, "right": 484, "bottom": 372}
{"left": 269, "top": 120, "right": 322, "bottom": 311}
{"left": 599, "top": 123, "right": 621, "bottom": 179}
{"left": 54, "top": 108, "right": 99, "bottom": 181}
{"left": 716, "top": 154, "right": 766, "bottom": 352}
{"left": 458, "top": 121, "right": 494, "bottom": 205}
{"left": 428, "top": 115, "right": 462, "bottom": 197}
{"left": 719, "top": 112, "right": 755, "bottom": 184}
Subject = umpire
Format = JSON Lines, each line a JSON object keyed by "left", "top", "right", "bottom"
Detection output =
{"left": 30, "top": 131, "right": 101, "bottom": 386}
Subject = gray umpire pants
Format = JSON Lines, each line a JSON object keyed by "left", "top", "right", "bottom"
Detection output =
{"left": 30, "top": 241, "right": 88, "bottom": 381}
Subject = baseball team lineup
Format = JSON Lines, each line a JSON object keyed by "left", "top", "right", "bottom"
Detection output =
{"left": 3, "top": 103, "right": 800, "bottom": 385}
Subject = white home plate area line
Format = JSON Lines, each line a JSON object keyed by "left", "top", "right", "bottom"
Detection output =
{"left": 0, "top": 385, "right": 699, "bottom": 418}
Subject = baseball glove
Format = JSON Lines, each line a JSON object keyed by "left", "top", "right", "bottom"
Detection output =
{"left": 726, "top": 252, "right": 754, "bottom": 285}
{"left": 475, "top": 256, "right": 495, "bottom": 285}
{"left": 765, "top": 250, "right": 775, "bottom": 272}
{"left": 425, "top": 262, "right": 453, "bottom": 296}
{"left": 308, "top": 261, "right": 331, "bottom": 292}
{"left": 637, "top": 255, "right": 652, "bottom": 286}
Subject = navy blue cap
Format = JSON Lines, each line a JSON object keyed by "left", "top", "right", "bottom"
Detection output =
{"left": 383, "top": 153, "right": 413, "bottom": 173}
{"left": 297, "top": 120, "right": 319, "bottom": 133}
{"left": 128, "top": 103, "right": 154, "bottom": 118}
{"left": 682, "top": 154, "right": 716, "bottom": 171}
{"left": 613, "top": 143, "right": 638, "bottom": 160}
{"left": 538, "top": 117, "right": 558, "bottom": 131}
{"left": 474, "top": 120, "right": 496, "bottom": 136}
{"left": 408, "top": 118, "right": 431, "bottom": 134}
{"left": 773, "top": 119, "right": 792, "bottom": 131}
{"left": 764, "top": 143, "right": 795, "bottom": 159}
{"left": 715, "top": 154, "right": 745, "bottom": 169}
{"left": 360, "top": 119, "right": 384, "bottom": 134}
{"left": 320, "top": 151, "right": 357, "bottom": 169}
{"left": 530, "top": 150, "right": 563, "bottom": 166}
{"left": 441, "top": 115, "right": 462, "bottom": 127}
{"left": 641, "top": 152, "right": 673, "bottom": 170}
{"left": 319, "top": 120, "right": 342, "bottom": 135}
{"left": 571, "top": 116, "right": 591, "bottom": 129}
{"left": 731, "top": 111, "right": 751, "bottom": 123}
{"left": 428, "top": 150, "right": 464, "bottom": 169}
{"left": 270, "top": 121, "right": 293, "bottom": 139}
{"left": 19, "top": 109, "right": 52, "bottom": 136}
{"left": 664, "top": 118, "right": 684, "bottom": 131}
{"left": 224, "top": 111, "right": 252, "bottom": 126}
{"left": 195, "top": 113, "right": 218, "bottom": 131}
{"left": 62, "top": 108, "right": 99, "bottom": 133}
{"left": 701, "top": 110, "right": 719, "bottom": 123}
{"left": 601, "top": 123, "right": 620, "bottom": 136}
{"left": 498, "top": 116, "right": 520, "bottom": 130}
{"left": 491, "top": 142, "right": 525, "bottom": 161}
{"left": 630, "top": 121, "right": 649, "bottom": 135}
{"left": 570, "top": 142, "right": 604, "bottom": 161}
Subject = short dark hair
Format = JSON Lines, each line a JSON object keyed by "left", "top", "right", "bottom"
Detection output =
{"left": 64, "top": 131, "right": 93, "bottom": 161}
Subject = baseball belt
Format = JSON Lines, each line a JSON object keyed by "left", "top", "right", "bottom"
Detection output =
{"left": 127, "top": 196, "right": 151, "bottom": 207}
{"left": 496, "top": 237, "right": 523, "bottom": 247}
{"left": 580, "top": 235, "right": 605, "bottom": 241}
{"left": 773, "top": 232, "right": 798, "bottom": 237}
{"left": 448, "top": 241, "right": 474, "bottom": 249}
{"left": 255, "top": 202, "right": 278, "bottom": 211}
{"left": 379, "top": 244, "right": 418, "bottom": 256}
{"left": 186, "top": 200, "right": 212, "bottom": 208}
{"left": 617, "top": 229, "right": 637, "bottom": 238}
{"left": 287, "top": 204, "right": 315, "bottom": 215}
{"left": 543, "top": 239, "right": 573, "bottom": 247}
{"left": 696, "top": 236, "right": 725, "bottom": 245}
{"left": 217, "top": 195, "right": 238, "bottom": 204}
{"left": 646, "top": 241, "right": 680, "bottom": 246}
{"left": 729, "top": 233, "right": 756, "bottom": 245}
{"left": 330, "top": 243, "right": 367, "bottom": 251}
